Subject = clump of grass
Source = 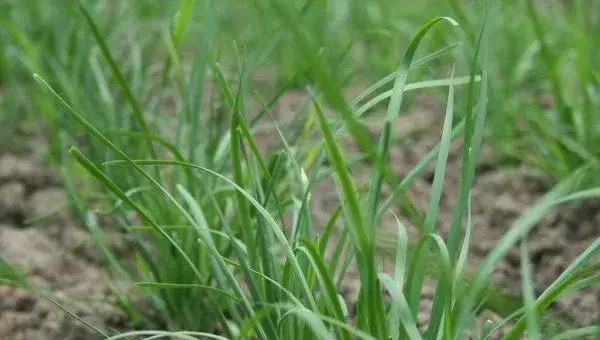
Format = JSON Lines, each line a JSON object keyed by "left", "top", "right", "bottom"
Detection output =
{"left": 516, "top": 0, "right": 600, "bottom": 181}
{"left": 444, "top": 0, "right": 600, "bottom": 182}
{"left": 4, "top": 0, "right": 600, "bottom": 339}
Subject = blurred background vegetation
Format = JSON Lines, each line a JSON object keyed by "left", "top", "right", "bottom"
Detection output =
{"left": 2, "top": 1, "right": 598, "bottom": 179}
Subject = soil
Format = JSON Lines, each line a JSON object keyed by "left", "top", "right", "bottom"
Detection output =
{"left": 0, "top": 129, "right": 131, "bottom": 340}
{"left": 2, "top": 90, "right": 599, "bottom": 339}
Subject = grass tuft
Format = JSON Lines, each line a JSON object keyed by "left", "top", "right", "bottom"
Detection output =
{"left": 1, "top": 0, "right": 600, "bottom": 339}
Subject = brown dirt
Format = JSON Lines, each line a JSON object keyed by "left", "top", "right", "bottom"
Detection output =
{"left": 0, "top": 133, "right": 131, "bottom": 339}
{"left": 2, "top": 90, "right": 599, "bottom": 339}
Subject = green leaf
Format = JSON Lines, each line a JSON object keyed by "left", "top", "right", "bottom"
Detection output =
{"left": 520, "top": 241, "right": 541, "bottom": 340}
{"left": 76, "top": 0, "right": 156, "bottom": 158}
{"left": 423, "top": 65, "right": 457, "bottom": 340}
{"left": 172, "top": 0, "right": 196, "bottom": 47}
{"left": 379, "top": 273, "right": 424, "bottom": 340}
{"left": 136, "top": 282, "right": 243, "bottom": 302}
{"left": 0, "top": 259, "right": 28, "bottom": 287}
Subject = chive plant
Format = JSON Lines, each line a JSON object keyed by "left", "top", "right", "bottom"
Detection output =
{"left": 4, "top": 0, "right": 600, "bottom": 339}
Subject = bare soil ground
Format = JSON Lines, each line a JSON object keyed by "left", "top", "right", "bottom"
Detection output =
{"left": 0, "top": 128, "right": 129, "bottom": 340}
{"left": 1, "top": 92, "right": 599, "bottom": 339}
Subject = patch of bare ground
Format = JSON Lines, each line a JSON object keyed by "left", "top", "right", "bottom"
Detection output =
{"left": 0, "top": 136, "right": 133, "bottom": 339}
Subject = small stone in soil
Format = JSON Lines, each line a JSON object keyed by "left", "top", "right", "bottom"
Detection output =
{"left": 0, "top": 226, "right": 62, "bottom": 271}
{"left": 0, "top": 154, "right": 57, "bottom": 189}
{"left": 0, "top": 181, "right": 26, "bottom": 223}
{"left": 25, "top": 188, "right": 68, "bottom": 226}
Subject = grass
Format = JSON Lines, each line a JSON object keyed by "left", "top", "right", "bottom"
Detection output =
{"left": 444, "top": 0, "right": 600, "bottom": 181}
{"left": 2, "top": 0, "right": 600, "bottom": 339}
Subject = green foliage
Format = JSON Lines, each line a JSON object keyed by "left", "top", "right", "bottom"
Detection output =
{"left": 445, "top": 0, "right": 600, "bottom": 181}
{"left": 2, "top": 0, "right": 600, "bottom": 339}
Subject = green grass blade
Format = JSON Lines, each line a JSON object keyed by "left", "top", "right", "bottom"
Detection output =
{"left": 367, "top": 16, "right": 458, "bottom": 229}
{"left": 520, "top": 241, "right": 541, "bottom": 340}
{"left": 76, "top": 1, "right": 156, "bottom": 158}
{"left": 172, "top": 0, "right": 195, "bottom": 48}
{"left": 388, "top": 213, "right": 409, "bottom": 340}
{"left": 105, "top": 330, "right": 228, "bottom": 340}
{"left": 227, "top": 69, "right": 263, "bottom": 272}
{"left": 455, "top": 194, "right": 473, "bottom": 289}
{"left": 422, "top": 65, "right": 457, "bottom": 340}
{"left": 404, "top": 233, "right": 453, "bottom": 339}
{"left": 0, "top": 260, "right": 28, "bottom": 288}
{"left": 309, "top": 90, "right": 385, "bottom": 335}
{"left": 355, "top": 75, "right": 479, "bottom": 117}
{"left": 135, "top": 282, "right": 243, "bottom": 302}
{"left": 352, "top": 43, "right": 463, "bottom": 105}
{"left": 446, "top": 0, "right": 492, "bottom": 264}
{"left": 41, "top": 292, "right": 109, "bottom": 338}
{"left": 317, "top": 205, "right": 343, "bottom": 256}
{"left": 297, "top": 241, "right": 352, "bottom": 340}
{"left": 525, "top": 0, "right": 570, "bottom": 126}
{"left": 379, "top": 273, "right": 424, "bottom": 340}
{"left": 187, "top": 0, "right": 215, "bottom": 164}
{"left": 104, "top": 130, "right": 187, "bottom": 162}
{"left": 549, "top": 326, "right": 600, "bottom": 340}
